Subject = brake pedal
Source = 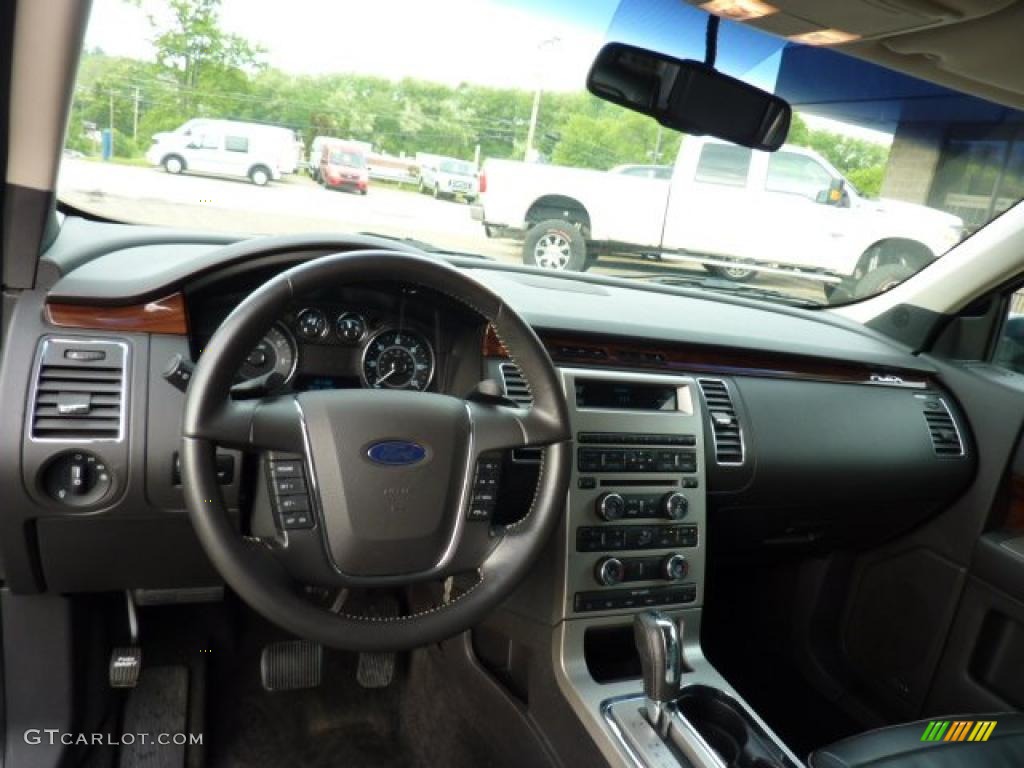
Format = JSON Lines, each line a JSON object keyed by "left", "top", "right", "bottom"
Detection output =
{"left": 110, "top": 647, "right": 143, "bottom": 688}
{"left": 356, "top": 595, "right": 399, "bottom": 688}
{"left": 260, "top": 640, "right": 323, "bottom": 691}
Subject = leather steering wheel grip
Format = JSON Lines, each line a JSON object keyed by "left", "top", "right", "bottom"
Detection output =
{"left": 181, "top": 248, "right": 571, "bottom": 651}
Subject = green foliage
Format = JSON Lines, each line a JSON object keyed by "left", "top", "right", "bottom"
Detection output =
{"left": 64, "top": 0, "right": 888, "bottom": 184}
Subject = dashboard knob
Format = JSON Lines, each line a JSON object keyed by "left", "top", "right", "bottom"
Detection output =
{"left": 595, "top": 557, "right": 625, "bottom": 586}
{"left": 662, "top": 554, "right": 688, "bottom": 582}
{"left": 661, "top": 492, "right": 688, "bottom": 520}
{"left": 596, "top": 492, "right": 626, "bottom": 521}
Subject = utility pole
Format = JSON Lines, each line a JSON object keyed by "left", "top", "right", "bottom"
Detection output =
{"left": 653, "top": 125, "right": 664, "bottom": 164}
{"left": 525, "top": 36, "right": 560, "bottom": 162}
{"left": 133, "top": 87, "right": 140, "bottom": 140}
{"left": 109, "top": 89, "right": 114, "bottom": 133}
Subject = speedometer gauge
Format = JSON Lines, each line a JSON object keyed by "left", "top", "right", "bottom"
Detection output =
{"left": 237, "top": 324, "right": 297, "bottom": 391}
{"left": 361, "top": 329, "right": 434, "bottom": 390}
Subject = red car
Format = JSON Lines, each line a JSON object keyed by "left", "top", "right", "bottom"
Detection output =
{"left": 319, "top": 143, "right": 368, "bottom": 194}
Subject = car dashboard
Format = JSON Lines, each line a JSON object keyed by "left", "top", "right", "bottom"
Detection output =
{"left": 0, "top": 224, "right": 977, "bottom": 612}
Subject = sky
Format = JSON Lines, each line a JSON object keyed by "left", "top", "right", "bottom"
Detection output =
{"left": 84, "top": 0, "right": 892, "bottom": 144}
{"left": 85, "top": 0, "right": 617, "bottom": 92}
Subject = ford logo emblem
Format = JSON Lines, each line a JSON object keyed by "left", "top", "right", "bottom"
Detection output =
{"left": 366, "top": 440, "right": 427, "bottom": 466}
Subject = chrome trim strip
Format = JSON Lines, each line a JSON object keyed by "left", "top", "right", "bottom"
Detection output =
{"left": 27, "top": 337, "right": 130, "bottom": 444}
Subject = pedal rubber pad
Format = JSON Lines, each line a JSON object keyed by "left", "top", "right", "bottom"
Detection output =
{"left": 260, "top": 640, "right": 323, "bottom": 692}
{"left": 110, "top": 646, "right": 142, "bottom": 689}
{"left": 356, "top": 596, "right": 399, "bottom": 688}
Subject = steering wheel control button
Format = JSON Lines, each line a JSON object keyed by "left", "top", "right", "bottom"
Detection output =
{"left": 596, "top": 492, "right": 626, "bottom": 521}
{"left": 42, "top": 451, "right": 113, "bottom": 507}
{"left": 468, "top": 454, "right": 502, "bottom": 521}
{"left": 296, "top": 308, "right": 329, "bottom": 339}
{"left": 273, "top": 477, "right": 306, "bottom": 495}
{"left": 595, "top": 557, "right": 625, "bottom": 586}
{"left": 269, "top": 460, "right": 303, "bottom": 478}
{"left": 268, "top": 458, "right": 315, "bottom": 530}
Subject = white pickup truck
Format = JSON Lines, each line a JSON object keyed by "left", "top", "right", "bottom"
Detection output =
{"left": 471, "top": 137, "right": 964, "bottom": 297}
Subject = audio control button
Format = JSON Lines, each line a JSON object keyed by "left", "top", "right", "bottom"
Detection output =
{"left": 595, "top": 557, "right": 625, "bottom": 586}
{"left": 662, "top": 492, "right": 688, "bottom": 520}
{"left": 662, "top": 554, "right": 689, "bottom": 581}
{"left": 596, "top": 492, "right": 626, "bottom": 521}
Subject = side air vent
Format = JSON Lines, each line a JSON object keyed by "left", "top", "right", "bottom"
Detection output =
{"left": 30, "top": 339, "right": 128, "bottom": 441}
{"left": 921, "top": 396, "right": 965, "bottom": 457}
{"left": 697, "top": 378, "right": 744, "bottom": 465}
{"left": 498, "top": 361, "right": 541, "bottom": 463}
{"left": 499, "top": 362, "right": 533, "bottom": 406}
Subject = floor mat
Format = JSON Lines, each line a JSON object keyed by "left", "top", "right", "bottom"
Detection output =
{"left": 204, "top": 618, "right": 411, "bottom": 768}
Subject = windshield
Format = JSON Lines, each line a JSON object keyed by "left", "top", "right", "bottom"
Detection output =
{"left": 440, "top": 159, "right": 475, "bottom": 175}
{"left": 329, "top": 151, "right": 365, "bottom": 168}
{"left": 61, "top": 0, "right": 1024, "bottom": 307}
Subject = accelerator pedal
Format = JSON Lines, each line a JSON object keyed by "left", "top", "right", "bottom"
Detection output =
{"left": 260, "top": 639, "right": 323, "bottom": 692}
{"left": 356, "top": 595, "right": 400, "bottom": 688}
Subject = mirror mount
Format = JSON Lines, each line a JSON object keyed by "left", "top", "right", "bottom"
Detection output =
{"left": 587, "top": 42, "right": 792, "bottom": 152}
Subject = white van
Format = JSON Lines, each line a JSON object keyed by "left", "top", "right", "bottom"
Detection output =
{"left": 145, "top": 119, "right": 298, "bottom": 186}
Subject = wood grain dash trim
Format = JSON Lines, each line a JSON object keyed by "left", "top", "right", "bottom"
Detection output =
{"left": 46, "top": 293, "right": 188, "bottom": 335}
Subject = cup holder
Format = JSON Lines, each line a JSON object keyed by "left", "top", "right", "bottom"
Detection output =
{"left": 675, "top": 686, "right": 799, "bottom": 768}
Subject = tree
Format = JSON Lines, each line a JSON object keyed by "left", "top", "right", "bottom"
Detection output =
{"left": 135, "top": 0, "right": 265, "bottom": 114}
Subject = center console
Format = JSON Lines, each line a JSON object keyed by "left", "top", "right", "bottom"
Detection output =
{"left": 543, "top": 368, "right": 803, "bottom": 768}
{"left": 561, "top": 369, "right": 707, "bottom": 622}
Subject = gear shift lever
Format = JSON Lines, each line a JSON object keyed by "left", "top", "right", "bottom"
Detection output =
{"left": 634, "top": 610, "right": 683, "bottom": 734}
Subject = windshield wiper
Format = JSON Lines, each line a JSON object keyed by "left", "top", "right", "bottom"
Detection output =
{"left": 625, "top": 274, "right": 824, "bottom": 308}
{"left": 359, "top": 232, "right": 492, "bottom": 260}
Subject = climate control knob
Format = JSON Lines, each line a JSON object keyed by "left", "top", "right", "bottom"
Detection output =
{"left": 595, "top": 556, "right": 625, "bottom": 586}
{"left": 661, "top": 492, "right": 688, "bottom": 520}
{"left": 595, "top": 492, "right": 626, "bottom": 521}
{"left": 662, "top": 553, "right": 688, "bottom": 582}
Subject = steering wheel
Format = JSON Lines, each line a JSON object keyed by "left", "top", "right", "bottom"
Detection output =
{"left": 181, "top": 249, "right": 571, "bottom": 651}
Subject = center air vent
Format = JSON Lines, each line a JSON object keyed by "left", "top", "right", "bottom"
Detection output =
{"left": 921, "top": 396, "right": 964, "bottom": 457}
{"left": 697, "top": 378, "right": 744, "bottom": 465}
{"left": 499, "top": 362, "right": 532, "bottom": 406}
{"left": 31, "top": 339, "right": 128, "bottom": 441}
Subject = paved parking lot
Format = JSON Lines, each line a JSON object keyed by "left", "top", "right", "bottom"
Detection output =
{"left": 58, "top": 159, "right": 825, "bottom": 303}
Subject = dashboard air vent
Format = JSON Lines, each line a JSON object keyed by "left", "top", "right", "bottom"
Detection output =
{"left": 499, "top": 362, "right": 533, "bottom": 406}
{"left": 31, "top": 339, "right": 127, "bottom": 441}
{"left": 697, "top": 378, "right": 744, "bottom": 465}
{"left": 922, "top": 397, "right": 964, "bottom": 457}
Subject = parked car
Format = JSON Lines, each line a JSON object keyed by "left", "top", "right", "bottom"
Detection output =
{"left": 417, "top": 153, "right": 479, "bottom": 201}
{"left": 474, "top": 137, "right": 964, "bottom": 297}
{"left": 145, "top": 119, "right": 298, "bottom": 186}
{"left": 319, "top": 142, "right": 369, "bottom": 194}
{"left": 308, "top": 136, "right": 372, "bottom": 181}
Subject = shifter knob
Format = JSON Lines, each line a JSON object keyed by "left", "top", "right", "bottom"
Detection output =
{"left": 634, "top": 610, "right": 684, "bottom": 733}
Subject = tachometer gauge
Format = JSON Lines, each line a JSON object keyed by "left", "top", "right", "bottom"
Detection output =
{"left": 361, "top": 329, "right": 434, "bottom": 390}
{"left": 237, "top": 324, "right": 297, "bottom": 391}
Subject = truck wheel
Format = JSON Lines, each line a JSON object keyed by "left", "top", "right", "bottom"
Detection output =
{"left": 163, "top": 155, "right": 184, "bottom": 175}
{"left": 249, "top": 166, "right": 271, "bottom": 186}
{"left": 523, "top": 220, "right": 587, "bottom": 272}
{"left": 707, "top": 263, "right": 756, "bottom": 282}
{"left": 854, "top": 263, "right": 914, "bottom": 298}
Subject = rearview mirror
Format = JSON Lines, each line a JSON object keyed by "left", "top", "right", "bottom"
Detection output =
{"left": 587, "top": 43, "right": 791, "bottom": 151}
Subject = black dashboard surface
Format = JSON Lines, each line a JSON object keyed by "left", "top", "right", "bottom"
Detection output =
{"left": 0, "top": 218, "right": 976, "bottom": 594}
